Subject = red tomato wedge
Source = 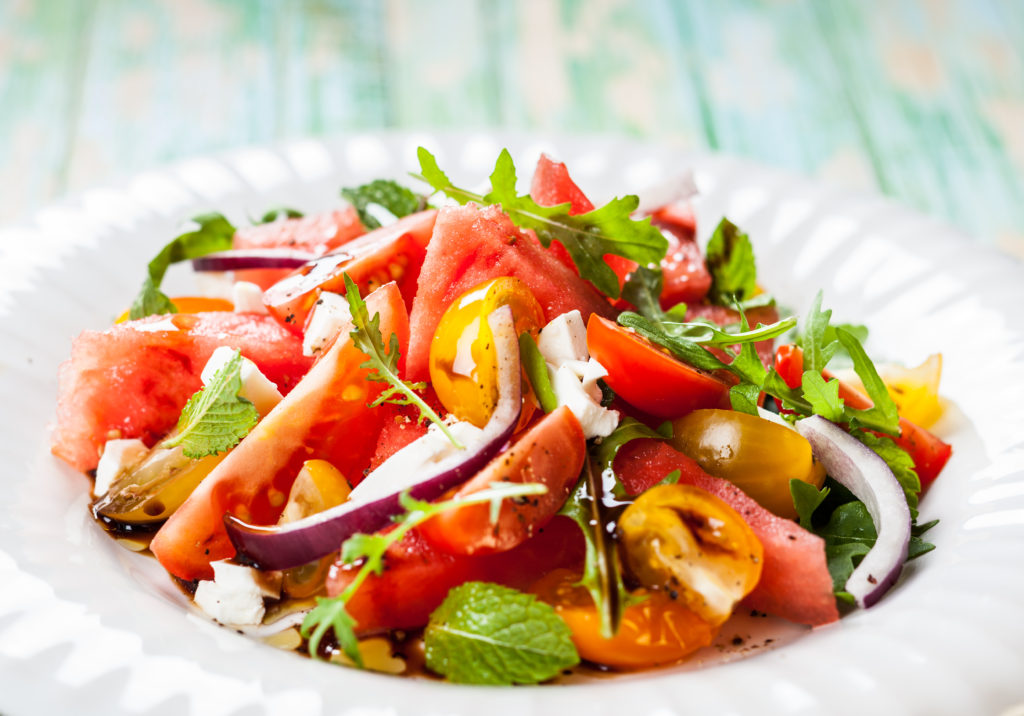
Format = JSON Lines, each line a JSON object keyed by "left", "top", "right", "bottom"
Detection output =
{"left": 262, "top": 210, "right": 438, "bottom": 333}
{"left": 406, "top": 204, "right": 616, "bottom": 382}
{"left": 233, "top": 209, "right": 366, "bottom": 290}
{"left": 328, "top": 516, "right": 585, "bottom": 633}
{"left": 586, "top": 314, "right": 732, "bottom": 418}
{"left": 53, "top": 312, "right": 311, "bottom": 473}
{"left": 150, "top": 282, "right": 408, "bottom": 581}
{"left": 773, "top": 344, "right": 952, "bottom": 488}
{"left": 419, "top": 406, "right": 586, "bottom": 555}
{"left": 615, "top": 439, "right": 839, "bottom": 626}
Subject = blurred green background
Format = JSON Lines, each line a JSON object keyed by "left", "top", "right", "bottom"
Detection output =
{"left": 2, "top": 0, "right": 1022, "bottom": 252}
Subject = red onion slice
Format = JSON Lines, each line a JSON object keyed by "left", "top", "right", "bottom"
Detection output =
{"left": 224, "top": 305, "right": 522, "bottom": 570}
{"left": 795, "top": 415, "right": 911, "bottom": 608}
{"left": 192, "top": 249, "right": 317, "bottom": 272}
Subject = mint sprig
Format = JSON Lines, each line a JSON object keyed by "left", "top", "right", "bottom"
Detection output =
{"left": 343, "top": 274, "right": 462, "bottom": 449}
{"left": 300, "top": 482, "right": 548, "bottom": 667}
{"left": 160, "top": 349, "right": 258, "bottom": 458}
{"left": 341, "top": 179, "right": 425, "bottom": 230}
{"left": 413, "top": 147, "right": 668, "bottom": 299}
{"left": 130, "top": 212, "right": 237, "bottom": 319}
{"left": 424, "top": 582, "right": 579, "bottom": 685}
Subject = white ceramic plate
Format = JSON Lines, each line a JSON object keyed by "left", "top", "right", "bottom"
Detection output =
{"left": 2, "top": 133, "right": 1023, "bottom": 716}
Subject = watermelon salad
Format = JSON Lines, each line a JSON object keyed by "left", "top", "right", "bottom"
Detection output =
{"left": 52, "top": 148, "right": 952, "bottom": 684}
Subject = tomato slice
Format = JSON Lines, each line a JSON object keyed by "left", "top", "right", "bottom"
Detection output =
{"left": 263, "top": 210, "right": 437, "bottom": 333}
{"left": 586, "top": 314, "right": 732, "bottom": 418}
{"left": 150, "top": 282, "right": 408, "bottom": 581}
{"left": 419, "top": 406, "right": 586, "bottom": 555}
{"left": 772, "top": 344, "right": 952, "bottom": 488}
{"left": 531, "top": 569, "right": 716, "bottom": 669}
{"left": 328, "top": 515, "right": 584, "bottom": 633}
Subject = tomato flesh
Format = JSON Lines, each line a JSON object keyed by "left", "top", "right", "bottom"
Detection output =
{"left": 263, "top": 210, "right": 437, "bottom": 333}
{"left": 586, "top": 314, "right": 732, "bottom": 418}
{"left": 150, "top": 282, "right": 407, "bottom": 581}
{"left": 419, "top": 406, "right": 585, "bottom": 556}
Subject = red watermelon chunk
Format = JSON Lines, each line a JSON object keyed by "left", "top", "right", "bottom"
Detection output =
{"left": 233, "top": 209, "right": 365, "bottom": 289}
{"left": 405, "top": 204, "right": 617, "bottom": 381}
{"left": 614, "top": 439, "right": 839, "bottom": 627}
{"left": 52, "top": 312, "right": 312, "bottom": 472}
{"left": 686, "top": 301, "right": 780, "bottom": 368}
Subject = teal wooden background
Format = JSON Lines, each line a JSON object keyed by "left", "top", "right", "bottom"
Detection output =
{"left": 1, "top": 0, "right": 1022, "bottom": 253}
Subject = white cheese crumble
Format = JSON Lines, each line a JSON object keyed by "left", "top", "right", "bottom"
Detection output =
{"left": 231, "top": 281, "right": 268, "bottom": 314}
{"left": 93, "top": 439, "right": 149, "bottom": 497}
{"left": 536, "top": 311, "right": 620, "bottom": 439}
{"left": 194, "top": 560, "right": 280, "bottom": 626}
{"left": 200, "top": 345, "right": 282, "bottom": 417}
{"left": 302, "top": 291, "right": 352, "bottom": 357}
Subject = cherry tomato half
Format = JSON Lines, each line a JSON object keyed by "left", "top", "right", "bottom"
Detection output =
{"left": 428, "top": 277, "right": 545, "bottom": 428}
{"left": 419, "top": 406, "right": 585, "bottom": 555}
{"left": 531, "top": 569, "right": 717, "bottom": 669}
{"left": 670, "top": 409, "right": 826, "bottom": 519}
{"left": 115, "top": 296, "right": 234, "bottom": 323}
{"left": 586, "top": 314, "right": 732, "bottom": 418}
{"left": 618, "top": 484, "right": 763, "bottom": 626}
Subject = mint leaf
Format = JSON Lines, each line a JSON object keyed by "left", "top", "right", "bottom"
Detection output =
{"left": 705, "top": 218, "right": 757, "bottom": 304}
{"left": 130, "top": 212, "right": 236, "bottom": 319}
{"left": 414, "top": 148, "right": 667, "bottom": 299}
{"left": 341, "top": 179, "right": 424, "bottom": 230}
{"left": 519, "top": 332, "right": 558, "bottom": 413}
{"left": 257, "top": 207, "right": 303, "bottom": 224}
{"left": 159, "top": 349, "right": 258, "bottom": 458}
{"left": 621, "top": 265, "right": 669, "bottom": 321}
{"left": 343, "top": 274, "right": 462, "bottom": 448}
{"left": 789, "top": 479, "right": 830, "bottom": 528}
{"left": 801, "top": 372, "right": 845, "bottom": 422}
{"left": 424, "top": 582, "right": 579, "bottom": 685}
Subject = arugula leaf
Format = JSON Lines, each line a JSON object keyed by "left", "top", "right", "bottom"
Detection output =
{"left": 519, "top": 332, "right": 558, "bottom": 413}
{"left": 621, "top": 265, "right": 670, "bottom": 322}
{"left": 424, "top": 582, "right": 579, "bottom": 684}
{"left": 705, "top": 218, "right": 757, "bottom": 304}
{"left": 729, "top": 382, "right": 762, "bottom": 415}
{"left": 801, "top": 372, "right": 845, "bottom": 422}
{"left": 856, "top": 431, "right": 921, "bottom": 511}
{"left": 413, "top": 148, "right": 667, "bottom": 299}
{"left": 837, "top": 328, "right": 900, "bottom": 436}
{"left": 341, "top": 179, "right": 424, "bottom": 230}
{"left": 343, "top": 274, "right": 462, "bottom": 448}
{"left": 301, "top": 482, "right": 549, "bottom": 667}
{"left": 130, "top": 212, "right": 237, "bottom": 319}
{"left": 159, "top": 350, "right": 258, "bottom": 458}
{"left": 257, "top": 207, "right": 303, "bottom": 224}
{"left": 799, "top": 292, "right": 837, "bottom": 374}
{"left": 789, "top": 479, "right": 830, "bottom": 528}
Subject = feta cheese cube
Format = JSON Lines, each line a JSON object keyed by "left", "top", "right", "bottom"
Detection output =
{"left": 93, "top": 439, "right": 149, "bottom": 497}
{"left": 232, "top": 281, "right": 268, "bottom": 314}
{"left": 537, "top": 310, "right": 588, "bottom": 365}
{"left": 551, "top": 364, "right": 620, "bottom": 439}
{"left": 194, "top": 561, "right": 274, "bottom": 626}
{"left": 303, "top": 291, "right": 352, "bottom": 357}
{"left": 200, "top": 346, "right": 283, "bottom": 417}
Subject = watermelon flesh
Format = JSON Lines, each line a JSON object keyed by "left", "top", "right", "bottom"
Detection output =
{"left": 614, "top": 439, "right": 840, "bottom": 626}
{"left": 405, "top": 204, "right": 617, "bottom": 381}
{"left": 52, "top": 312, "right": 311, "bottom": 473}
{"left": 232, "top": 209, "right": 365, "bottom": 290}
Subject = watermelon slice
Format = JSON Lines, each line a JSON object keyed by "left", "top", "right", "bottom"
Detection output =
{"left": 406, "top": 204, "right": 617, "bottom": 381}
{"left": 52, "top": 312, "right": 311, "bottom": 473}
{"left": 232, "top": 209, "right": 365, "bottom": 289}
{"left": 614, "top": 439, "right": 839, "bottom": 626}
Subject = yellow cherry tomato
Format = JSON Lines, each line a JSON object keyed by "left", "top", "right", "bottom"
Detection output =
{"left": 428, "top": 277, "right": 545, "bottom": 427}
{"left": 531, "top": 569, "right": 717, "bottom": 669}
{"left": 670, "top": 409, "right": 826, "bottom": 519}
{"left": 618, "top": 484, "right": 763, "bottom": 627}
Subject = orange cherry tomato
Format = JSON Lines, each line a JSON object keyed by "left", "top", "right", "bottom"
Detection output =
{"left": 670, "top": 409, "right": 826, "bottom": 519}
{"left": 115, "top": 296, "right": 234, "bottom": 323}
{"left": 428, "top": 277, "right": 545, "bottom": 428}
{"left": 531, "top": 569, "right": 717, "bottom": 669}
{"left": 586, "top": 314, "right": 733, "bottom": 418}
{"left": 618, "top": 484, "right": 763, "bottom": 626}
{"left": 419, "top": 406, "right": 585, "bottom": 556}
